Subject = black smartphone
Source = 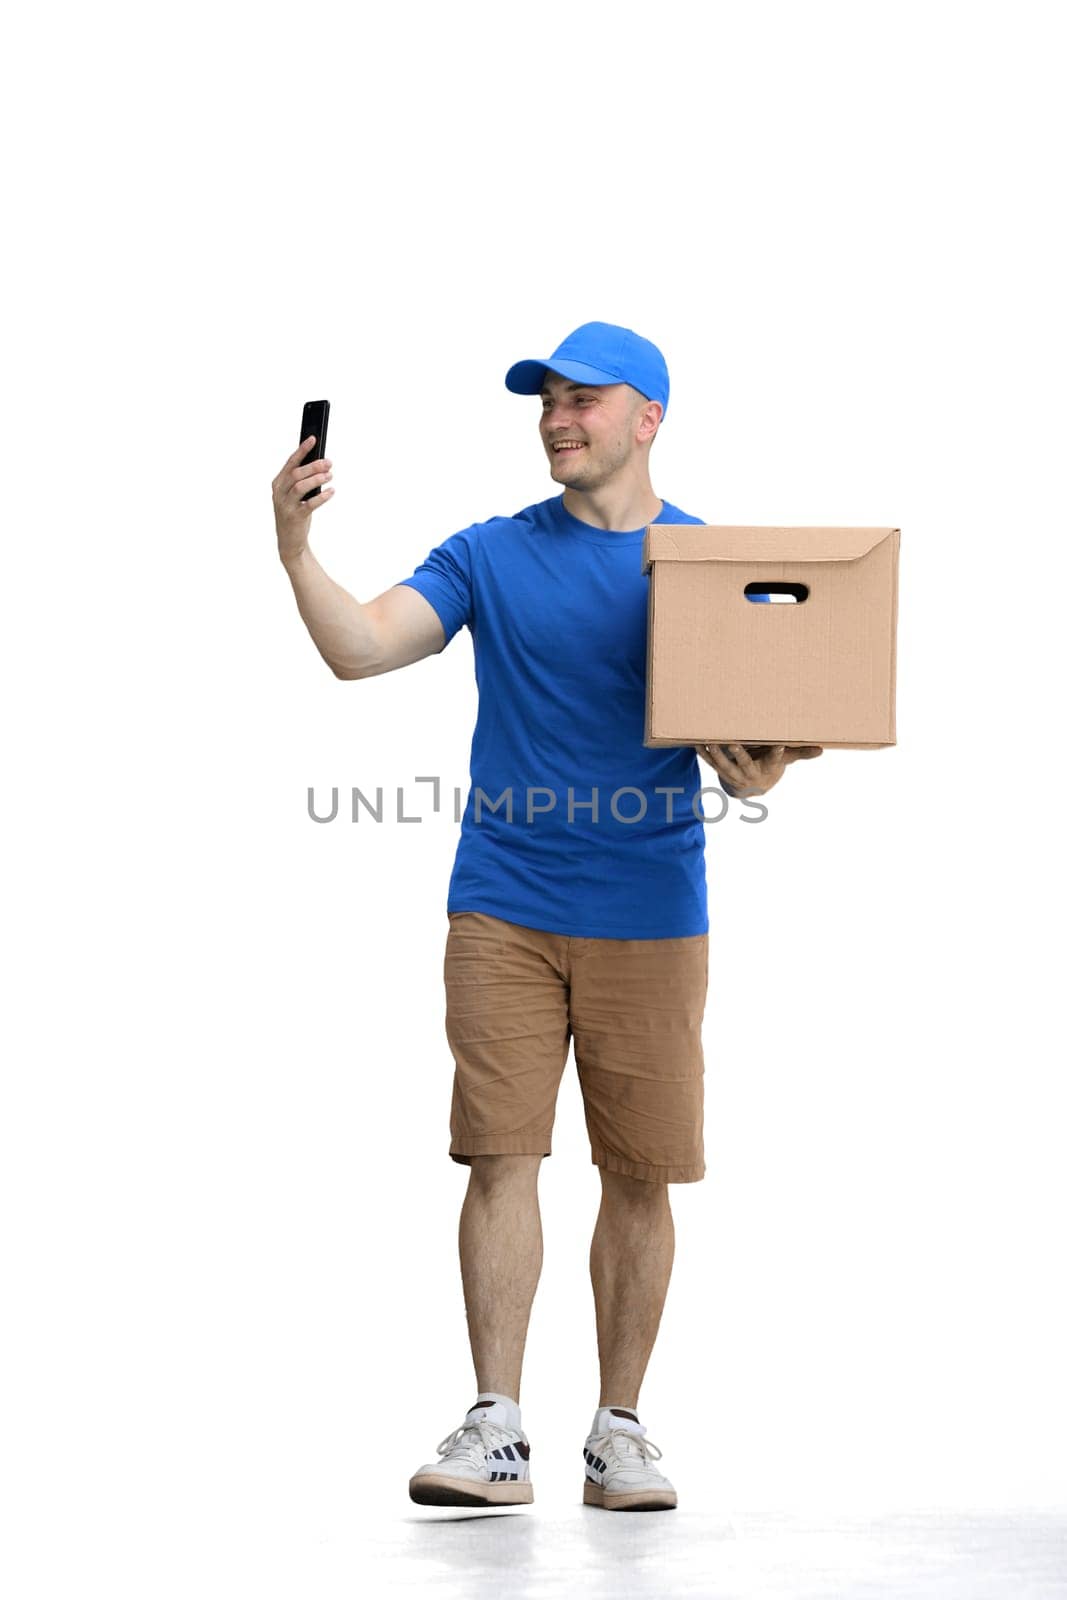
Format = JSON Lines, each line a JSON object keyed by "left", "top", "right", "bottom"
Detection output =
{"left": 299, "top": 399, "right": 330, "bottom": 503}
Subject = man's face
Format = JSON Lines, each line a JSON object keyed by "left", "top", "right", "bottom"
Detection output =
{"left": 539, "top": 372, "right": 651, "bottom": 489}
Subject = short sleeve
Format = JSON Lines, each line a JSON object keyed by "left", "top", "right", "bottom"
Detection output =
{"left": 395, "top": 524, "right": 476, "bottom": 648}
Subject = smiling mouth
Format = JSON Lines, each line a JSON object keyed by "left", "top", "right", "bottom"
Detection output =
{"left": 551, "top": 442, "right": 587, "bottom": 453}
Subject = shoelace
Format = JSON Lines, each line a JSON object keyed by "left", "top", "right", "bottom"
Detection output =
{"left": 435, "top": 1419, "right": 519, "bottom": 1466}
{"left": 590, "top": 1426, "right": 664, "bottom": 1466}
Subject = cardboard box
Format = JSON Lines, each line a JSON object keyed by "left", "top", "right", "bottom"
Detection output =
{"left": 641, "top": 524, "right": 899, "bottom": 749}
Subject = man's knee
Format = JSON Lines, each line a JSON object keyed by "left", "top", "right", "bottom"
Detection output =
{"left": 599, "top": 1166, "right": 670, "bottom": 1200}
{"left": 469, "top": 1152, "right": 544, "bottom": 1186}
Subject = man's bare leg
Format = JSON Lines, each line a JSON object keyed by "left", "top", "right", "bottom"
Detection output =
{"left": 458, "top": 1154, "right": 544, "bottom": 1403}
{"left": 589, "top": 1169, "right": 675, "bottom": 1409}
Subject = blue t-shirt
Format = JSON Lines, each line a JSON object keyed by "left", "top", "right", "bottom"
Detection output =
{"left": 397, "top": 492, "right": 710, "bottom": 939}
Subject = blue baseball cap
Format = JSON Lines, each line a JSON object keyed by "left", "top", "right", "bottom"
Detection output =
{"left": 505, "top": 321, "right": 670, "bottom": 420}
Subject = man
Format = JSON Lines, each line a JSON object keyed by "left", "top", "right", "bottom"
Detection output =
{"left": 272, "top": 321, "right": 821, "bottom": 1513}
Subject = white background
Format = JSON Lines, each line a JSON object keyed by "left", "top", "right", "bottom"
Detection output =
{"left": 3, "top": 1, "right": 1065, "bottom": 1594}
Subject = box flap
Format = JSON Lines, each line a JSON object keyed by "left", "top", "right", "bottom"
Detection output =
{"left": 641, "top": 524, "right": 898, "bottom": 573}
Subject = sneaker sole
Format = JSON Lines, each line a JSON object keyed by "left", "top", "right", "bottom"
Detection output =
{"left": 583, "top": 1480, "right": 676, "bottom": 1512}
{"left": 409, "top": 1473, "right": 534, "bottom": 1507}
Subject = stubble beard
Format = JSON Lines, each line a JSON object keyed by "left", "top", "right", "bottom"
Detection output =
{"left": 549, "top": 436, "right": 630, "bottom": 492}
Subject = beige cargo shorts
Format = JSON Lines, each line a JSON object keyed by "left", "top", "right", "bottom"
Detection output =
{"left": 444, "top": 910, "right": 709, "bottom": 1184}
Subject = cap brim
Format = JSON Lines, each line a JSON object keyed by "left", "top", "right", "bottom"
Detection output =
{"left": 504, "top": 356, "right": 621, "bottom": 395}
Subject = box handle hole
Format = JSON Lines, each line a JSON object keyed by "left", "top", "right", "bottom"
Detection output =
{"left": 744, "top": 581, "right": 809, "bottom": 603}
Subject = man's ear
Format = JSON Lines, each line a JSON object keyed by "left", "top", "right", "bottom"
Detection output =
{"left": 636, "top": 400, "right": 663, "bottom": 444}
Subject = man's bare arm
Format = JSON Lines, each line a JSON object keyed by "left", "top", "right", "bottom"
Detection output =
{"left": 272, "top": 435, "right": 445, "bottom": 679}
{"left": 281, "top": 548, "right": 445, "bottom": 678}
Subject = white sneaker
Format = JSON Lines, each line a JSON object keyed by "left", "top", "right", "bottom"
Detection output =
{"left": 409, "top": 1393, "right": 534, "bottom": 1507}
{"left": 582, "top": 1405, "right": 677, "bottom": 1511}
